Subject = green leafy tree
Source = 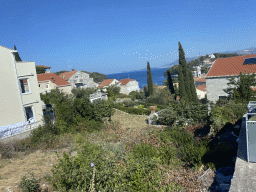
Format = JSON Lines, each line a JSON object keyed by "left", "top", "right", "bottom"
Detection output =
{"left": 147, "top": 61, "right": 154, "bottom": 96}
{"left": 36, "top": 66, "right": 46, "bottom": 74}
{"left": 224, "top": 72, "right": 256, "bottom": 102}
{"left": 13, "top": 45, "right": 22, "bottom": 61}
{"left": 106, "top": 85, "right": 120, "bottom": 100}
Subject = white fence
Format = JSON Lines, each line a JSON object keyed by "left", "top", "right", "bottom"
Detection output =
{"left": 0, "top": 120, "right": 43, "bottom": 140}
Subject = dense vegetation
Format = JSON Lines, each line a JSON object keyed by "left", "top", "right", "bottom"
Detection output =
{"left": 36, "top": 66, "right": 46, "bottom": 74}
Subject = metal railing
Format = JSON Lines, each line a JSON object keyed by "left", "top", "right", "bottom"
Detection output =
{"left": 0, "top": 120, "right": 44, "bottom": 140}
{"left": 246, "top": 101, "right": 256, "bottom": 162}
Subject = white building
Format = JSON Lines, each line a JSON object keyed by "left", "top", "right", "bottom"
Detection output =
{"left": 0, "top": 46, "right": 44, "bottom": 139}
{"left": 59, "top": 70, "right": 98, "bottom": 89}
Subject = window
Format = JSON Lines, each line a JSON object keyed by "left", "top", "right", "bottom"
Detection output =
{"left": 20, "top": 79, "right": 30, "bottom": 93}
{"left": 39, "top": 84, "right": 41, "bottom": 87}
{"left": 75, "top": 76, "right": 78, "bottom": 78}
{"left": 24, "top": 106, "right": 34, "bottom": 122}
{"left": 46, "top": 84, "right": 49, "bottom": 89}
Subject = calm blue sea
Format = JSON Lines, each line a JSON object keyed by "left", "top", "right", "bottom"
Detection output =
{"left": 107, "top": 68, "right": 171, "bottom": 90}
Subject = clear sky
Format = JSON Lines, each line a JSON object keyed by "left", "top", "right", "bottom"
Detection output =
{"left": 1, "top": 0, "right": 256, "bottom": 74}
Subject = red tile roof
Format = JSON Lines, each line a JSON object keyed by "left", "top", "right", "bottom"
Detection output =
{"left": 37, "top": 73, "right": 71, "bottom": 87}
{"left": 97, "top": 79, "right": 115, "bottom": 88}
{"left": 36, "top": 65, "right": 51, "bottom": 69}
{"left": 207, "top": 54, "right": 256, "bottom": 77}
{"left": 59, "top": 71, "right": 78, "bottom": 80}
{"left": 196, "top": 84, "right": 206, "bottom": 92}
{"left": 193, "top": 77, "right": 206, "bottom": 83}
{"left": 157, "top": 86, "right": 166, "bottom": 89}
{"left": 118, "top": 79, "right": 134, "bottom": 85}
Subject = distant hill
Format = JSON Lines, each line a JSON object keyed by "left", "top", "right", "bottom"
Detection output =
{"left": 160, "top": 47, "right": 256, "bottom": 69}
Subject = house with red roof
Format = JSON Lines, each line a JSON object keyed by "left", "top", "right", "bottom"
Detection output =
{"left": 206, "top": 54, "right": 256, "bottom": 102}
{"left": 97, "top": 79, "right": 119, "bottom": 88}
{"left": 36, "top": 65, "right": 51, "bottom": 73}
{"left": 194, "top": 76, "right": 206, "bottom": 87}
{"left": 59, "top": 69, "right": 98, "bottom": 89}
{"left": 118, "top": 79, "right": 140, "bottom": 95}
{"left": 37, "top": 73, "right": 72, "bottom": 95}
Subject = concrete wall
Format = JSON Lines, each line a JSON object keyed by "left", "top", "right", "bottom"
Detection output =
{"left": 0, "top": 47, "right": 25, "bottom": 126}
{"left": 58, "top": 85, "right": 72, "bottom": 95}
{"left": 196, "top": 89, "right": 206, "bottom": 99}
{"left": 16, "top": 61, "right": 44, "bottom": 124}
{"left": 38, "top": 80, "right": 56, "bottom": 94}
{"left": 206, "top": 76, "right": 237, "bottom": 103}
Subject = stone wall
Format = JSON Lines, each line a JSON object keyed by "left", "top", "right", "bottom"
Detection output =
{"left": 206, "top": 76, "right": 237, "bottom": 103}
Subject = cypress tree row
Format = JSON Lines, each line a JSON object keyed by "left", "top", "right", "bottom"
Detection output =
{"left": 147, "top": 61, "right": 154, "bottom": 96}
{"left": 14, "top": 45, "right": 22, "bottom": 61}
{"left": 178, "top": 42, "right": 197, "bottom": 102}
{"left": 167, "top": 71, "right": 175, "bottom": 94}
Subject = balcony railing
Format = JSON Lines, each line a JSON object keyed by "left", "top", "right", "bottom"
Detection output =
{"left": 0, "top": 120, "right": 43, "bottom": 140}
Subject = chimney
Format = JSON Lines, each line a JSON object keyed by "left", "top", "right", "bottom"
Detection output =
{"left": 72, "top": 69, "right": 74, "bottom": 71}
{"left": 150, "top": 106, "right": 155, "bottom": 114}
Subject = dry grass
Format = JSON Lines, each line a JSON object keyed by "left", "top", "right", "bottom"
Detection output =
{"left": 0, "top": 109, "right": 165, "bottom": 191}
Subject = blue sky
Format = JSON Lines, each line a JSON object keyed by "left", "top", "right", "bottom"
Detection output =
{"left": 1, "top": 0, "right": 256, "bottom": 74}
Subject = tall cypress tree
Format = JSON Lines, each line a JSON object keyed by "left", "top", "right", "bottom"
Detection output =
{"left": 178, "top": 42, "right": 188, "bottom": 101}
{"left": 14, "top": 45, "right": 22, "bottom": 61}
{"left": 147, "top": 61, "right": 154, "bottom": 96}
{"left": 167, "top": 71, "right": 175, "bottom": 94}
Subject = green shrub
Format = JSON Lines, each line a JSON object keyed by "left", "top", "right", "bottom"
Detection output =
{"left": 132, "top": 143, "right": 159, "bottom": 159}
{"left": 76, "top": 119, "right": 103, "bottom": 133}
{"left": 159, "top": 127, "right": 207, "bottom": 166}
{"left": 19, "top": 173, "right": 41, "bottom": 192}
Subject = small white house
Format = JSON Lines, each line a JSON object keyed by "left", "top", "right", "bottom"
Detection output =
{"left": 118, "top": 79, "right": 140, "bottom": 95}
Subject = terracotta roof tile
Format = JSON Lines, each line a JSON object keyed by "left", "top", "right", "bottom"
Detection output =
{"left": 36, "top": 65, "right": 51, "bottom": 69}
{"left": 194, "top": 77, "right": 206, "bottom": 82}
{"left": 157, "top": 86, "right": 166, "bottom": 89}
{"left": 118, "top": 79, "right": 134, "bottom": 85}
{"left": 59, "top": 71, "right": 78, "bottom": 80}
{"left": 196, "top": 84, "right": 206, "bottom": 92}
{"left": 207, "top": 54, "right": 256, "bottom": 77}
{"left": 97, "top": 79, "right": 114, "bottom": 88}
{"left": 37, "top": 73, "right": 71, "bottom": 87}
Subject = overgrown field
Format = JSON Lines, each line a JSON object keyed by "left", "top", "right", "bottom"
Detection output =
{"left": 0, "top": 109, "right": 216, "bottom": 192}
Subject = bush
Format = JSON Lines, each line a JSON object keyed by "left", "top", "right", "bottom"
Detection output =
{"left": 19, "top": 173, "right": 41, "bottom": 192}
{"left": 115, "top": 106, "right": 150, "bottom": 115}
{"left": 159, "top": 127, "right": 207, "bottom": 166}
{"left": 76, "top": 119, "right": 103, "bottom": 133}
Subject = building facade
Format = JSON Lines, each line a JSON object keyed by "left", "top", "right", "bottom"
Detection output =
{"left": 206, "top": 54, "right": 256, "bottom": 103}
{"left": 37, "top": 73, "right": 72, "bottom": 95}
{"left": 118, "top": 79, "right": 140, "bottom": 95}
{"left": 0, "top": 46, "right": 43, "bottom": 138}
{"left": 97, "top": 79, "right": 119, "bottom": 88}
{"left": 59, "top": 70, "right": 98, "bottom": 89}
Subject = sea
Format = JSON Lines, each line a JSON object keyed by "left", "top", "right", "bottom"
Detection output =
{"left": 106, "top": 68, "right": 174, "bottom": 90}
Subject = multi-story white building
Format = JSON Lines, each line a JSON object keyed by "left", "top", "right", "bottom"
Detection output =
{"left": 59, "top": 69, "right": 98, "bottom": 89}
{"left": 0, "top": 46, "right": 44, "bottom": 139}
